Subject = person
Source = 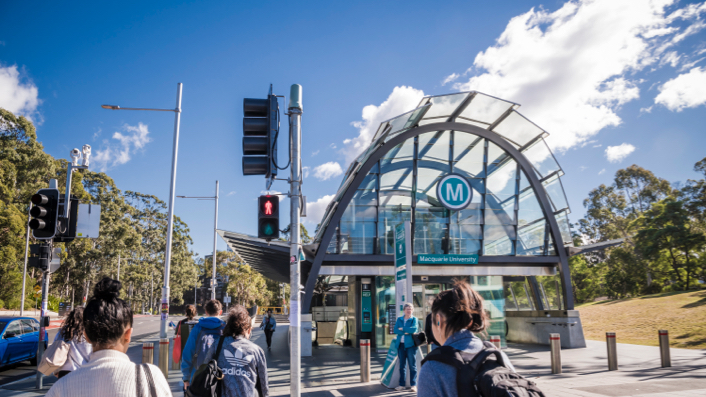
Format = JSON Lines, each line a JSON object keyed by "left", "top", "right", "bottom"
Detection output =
{"left": 424, "top": 312, "right": 440, "bottom": 350}
{"left": 177, "top": 304, "right": 198, "bottom": 353}
{"left": 259, "top": 309, "right": 276, "bottom": 350}
{"left": 211, "top": 305, "right": 269, "bottom": 397}
{"left": 52, "top": 307, "right": 92, "bottom": 379}
{"left": 181, "top": 299, "right": 224, "bottom": 391}
{"left": 46, "top": 278, "right": 171, "bottom": 397}
{"left": 416, "top": 280, "right": 494, "bottom": 397}
{"left": 394, "top": 302, "right": 419, "bottom": 392}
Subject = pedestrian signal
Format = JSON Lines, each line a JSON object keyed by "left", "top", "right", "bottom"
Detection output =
{"left": 258, "top": 195, "right": 279, "bottom": 240}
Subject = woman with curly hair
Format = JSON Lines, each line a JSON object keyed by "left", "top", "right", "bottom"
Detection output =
{"left": 52, "top": 307, "right": 92, "bottom": 379}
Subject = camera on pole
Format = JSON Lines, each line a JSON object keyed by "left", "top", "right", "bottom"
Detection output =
{"left": 30, "top": 189, "right": 60, "bottom": 240}
{"left": 242, "top": 88, "right": 278, "bottom": 178}
{"left": 258, "top": 195, "right": 279, "bottom": 240}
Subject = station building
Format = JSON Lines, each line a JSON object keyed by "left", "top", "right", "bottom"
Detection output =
{"left": 219, "top": 91, "right": 619, "bottom": 353}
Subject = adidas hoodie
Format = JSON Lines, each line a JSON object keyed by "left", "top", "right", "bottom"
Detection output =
{"left": 214, "top": 336, "right": 269, "bottom": 397}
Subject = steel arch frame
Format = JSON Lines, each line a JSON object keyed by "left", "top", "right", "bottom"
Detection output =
{"left": 303, "top": 122, "right": 574, "bottom": 311}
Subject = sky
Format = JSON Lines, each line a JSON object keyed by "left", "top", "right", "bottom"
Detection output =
{"left": 1, "top": 0, "right": 706, "bottom": 258}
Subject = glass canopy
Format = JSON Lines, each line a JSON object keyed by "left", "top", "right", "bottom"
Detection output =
{"left": 314, "top": 91, "right": 571, "bottom": 257}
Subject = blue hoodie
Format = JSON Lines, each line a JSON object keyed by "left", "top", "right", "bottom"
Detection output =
{"left": 416, "top": 330, "right": 484, "bottom": 397}
{"left": 181, "top": 316, "right": 225, "bottom": 382}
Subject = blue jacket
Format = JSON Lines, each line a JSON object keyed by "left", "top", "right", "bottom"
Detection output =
{"left": 180, "top": 316, "right": 225, "bottom": 382}
{"left": 215, "top": 336, "right": 269, "bottom": 397}
{"left": 394, "top": 316, "right": 419, "bottom": 349}
{"left": 416, "top": 330, "right": 484, "bottom": 397}
{"left": 260, "top": 315, "right": 276, "bottom": 331}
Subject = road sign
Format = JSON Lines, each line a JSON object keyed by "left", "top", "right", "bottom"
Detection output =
{"left": 34, "top": 285, "right": 41, "bottom": 292}
{"left": 437, "top": 173, "right": 473, "bottom": 211}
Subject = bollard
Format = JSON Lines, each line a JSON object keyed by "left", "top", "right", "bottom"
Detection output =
{"left": 550, "top": 333, "right": 561, "bottom": 374}
{"left": 659, "top": 330, "right": 671, "bottom": 368}
{"left": 606, "top": 332, "right": 618, "bottom": 371}
{"left": 142, "top": 342, "right": 154, "bottom": 364}
{"left": 360, "top": 339, "right": 371, "bottom": 382}
{"left": 159, "top": 338, "right": 169, "bottom": 377}
{"left": 489, "top": 335, "right": 502, "bottom": 350}
{"left": 170, "top": 338, "right": 179, "bottom": 370}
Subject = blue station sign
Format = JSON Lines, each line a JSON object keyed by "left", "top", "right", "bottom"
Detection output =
{"left": 436, "top": 173, "right": 472, "bottom": 211}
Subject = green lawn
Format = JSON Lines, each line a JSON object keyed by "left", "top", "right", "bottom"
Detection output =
{"left": 577, "top": 289, "right": 706, "bottom": 349}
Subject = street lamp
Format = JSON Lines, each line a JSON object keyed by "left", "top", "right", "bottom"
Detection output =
{"left": 177, "top": 180, "right": 219, "bottom": 300}
{"left": 102, "top": 83, "right": 183, "bottom": 339}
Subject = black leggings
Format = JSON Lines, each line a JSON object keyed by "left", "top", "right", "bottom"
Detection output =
{"left": 57, "top": 370, "right": 71, "bottom": 379}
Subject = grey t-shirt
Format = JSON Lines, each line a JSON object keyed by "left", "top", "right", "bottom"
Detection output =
{"left": 210, "top": 336, "right": 268, "bottom": 397}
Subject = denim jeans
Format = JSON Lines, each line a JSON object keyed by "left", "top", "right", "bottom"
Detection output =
{"left": 397, "top": 344, "right": 418, "bottom": 387}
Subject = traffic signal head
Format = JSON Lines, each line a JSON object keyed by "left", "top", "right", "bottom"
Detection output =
{"left": 30, "top": 188, "right": 60, "bottom": 239}
{"left": 242, "top": 93, "right": 278, "bottom": 177}
{"left": 258, "top": 195, "right": 279, "bottom": 240}
{"left": 28, "top": 244, "right": 51, "bottom": 271}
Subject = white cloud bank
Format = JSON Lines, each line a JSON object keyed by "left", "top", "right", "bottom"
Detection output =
{"left": 306, "top": 194, "right": 334, "bottom": 226}
{"left": 655, "top": 67, "right": 706, "bottom": 111}
{"left": 605, "top": 143, "right": 636, "bottom": 163}
{"left": 313, "top": 162, "right": 343, "bottom": 181}
{"left": 0, "top": 64, "right": 40, "bottom": 122}
{"left": 93, "top": 123, "right": 152, "bottom": 171}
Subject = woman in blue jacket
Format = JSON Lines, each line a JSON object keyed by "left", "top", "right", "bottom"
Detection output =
{"left": 394, "top": 302, "right": 419, "bottom": 392}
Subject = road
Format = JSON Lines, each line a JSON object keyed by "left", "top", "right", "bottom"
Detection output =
{"left": 0, "top": 314, "right": 188, "bottom": 387}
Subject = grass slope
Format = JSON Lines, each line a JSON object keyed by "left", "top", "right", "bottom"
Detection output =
{"left": 578, "top": 290, "right": 706, "bottom": 349}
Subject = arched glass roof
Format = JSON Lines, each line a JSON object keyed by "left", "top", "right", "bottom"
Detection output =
{"left": 313, "top": 91, "right": 572, "bottom": 257}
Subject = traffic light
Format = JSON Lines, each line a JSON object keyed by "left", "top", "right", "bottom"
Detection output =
{"left": 242, "top": 93, "right": 278, "bottom": 177}
{"left": 53, "top": 195, "right": 79, "bottom": 243}
{"left": 28, "top": 244, "right": 51, "bottom": 272}
{"left": 258, "top": 195, "right": 279, "bottom": 240}
{"left": 29, "top": 188, "right": 60, "bottom": 240}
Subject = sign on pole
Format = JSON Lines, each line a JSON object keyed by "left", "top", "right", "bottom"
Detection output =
{"left": 394, "top": 222, "right": 413, "bottom": 313}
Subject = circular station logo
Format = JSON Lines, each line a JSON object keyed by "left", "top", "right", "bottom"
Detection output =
{"left": 436, "top": 173, "right": 472, "bottom": 211}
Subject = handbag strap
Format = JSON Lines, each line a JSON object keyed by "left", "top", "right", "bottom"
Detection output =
{"left": 135, "top": 364, "right": 144, "bottom": 397}
{"left": 142, "top": 364, "right": 159, "bottom": 397}
{"left": 214, "top": 333, "right": 226, "bottom": 361}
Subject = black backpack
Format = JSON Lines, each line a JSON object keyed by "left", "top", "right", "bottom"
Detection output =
{"left": 186, "top": 335, "right": 225, "bottom": 397}
{"left": 421, "top": 341, "right": 546, "bottom": 397}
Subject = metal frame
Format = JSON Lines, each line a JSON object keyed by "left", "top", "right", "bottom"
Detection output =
{"left": 303, "top": 122, "right": 575, "bottom": 311}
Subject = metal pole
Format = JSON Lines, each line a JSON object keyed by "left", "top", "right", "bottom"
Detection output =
{"left": 550, "top": 333, "right": 561, "bottom": 374}
{"left": 160, "top": 82, "right": 183, "bottom": 339}
{"left": 36, "top": 268, "right": 50, "bottom": 389}
{"left": 489, "top": 335, "right": 502, "bottom": 349}
{"left": 20, "top": 203, "right": 32, "bottom": 316}
{"left": 211, "top": 180, "right": 219, "bottom": 300}
{"left": 606, "top": 332, "right": 618, "bottom": 371}
{"left": 117, "top": 253, "right": 121, "bottom": 281}
{"left": 288, "top": 84, "right": 302, "bottom": 397}
{"left": 159, "top": 338, "right": 170, "bottom": 378}
{"left": 142, "top": 342, "right": 154, "bottom": 364}
{"left": 659, "top": 330, "right": 671, "bottom": 368}
{"left": 360, "top": 339, "right": 371, "bottom": 382}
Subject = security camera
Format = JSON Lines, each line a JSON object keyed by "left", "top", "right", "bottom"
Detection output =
{"left": 82, "top": 145, "right": 91, "bottom": 167}
{"left": 70, "top": 148, "right": 81, "bottom": 166}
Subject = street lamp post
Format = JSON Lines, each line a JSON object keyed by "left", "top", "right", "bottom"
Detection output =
{"left": 102, "top": 82, "right": 183, "bottom": 339}
{"left": 177, "top": 180, "right": 219, "bottom": 300}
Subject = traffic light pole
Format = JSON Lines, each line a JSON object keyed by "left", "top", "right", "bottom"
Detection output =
{"left": 35, "top": 257, "right": 50, "bottom": 389}
{"left": 288, "top": 84, "right": 303, "bottom": 397}
{"left": 20, "top": 203, "right": 32, "bottom": 317}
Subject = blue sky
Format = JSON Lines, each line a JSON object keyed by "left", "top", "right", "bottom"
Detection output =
{"left": 1, "top": 0, "right": 706, "bottom": 258}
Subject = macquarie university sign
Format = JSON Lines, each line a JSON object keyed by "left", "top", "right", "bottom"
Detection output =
{"left": 437, "top": 173, "right": 472, "bottom": 211}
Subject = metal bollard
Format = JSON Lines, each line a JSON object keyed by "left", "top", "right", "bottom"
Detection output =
{"left": 659, "top": 330, "right": 671, "bottom": 368}
{"left": 159, "top": 338, "right": 169, "bottom": 377}
{"left": 606, "top": 332, "right": 618, "bottom": 371}
{"left": 360, "top": 339, "right": 371, "bottom": 382}
{"left": 489, "top": 335, "right": 502, "bottom": 350}
{"left": 170, "top": 338, "right": 179, "bottom": 370}
{"left": 550, "top": 333, "right": 561, "bottom": 374}
{"left": 142, "top": 342, "right": 154, "bottom": 364}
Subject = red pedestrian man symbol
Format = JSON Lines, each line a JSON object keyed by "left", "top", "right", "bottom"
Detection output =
{"left": 264, "top": 200, "right": 273, "bottom": 215}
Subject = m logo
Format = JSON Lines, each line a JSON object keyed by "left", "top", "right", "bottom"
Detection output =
{"left": 436, "top": 174, "right": 472, "bottom": 211}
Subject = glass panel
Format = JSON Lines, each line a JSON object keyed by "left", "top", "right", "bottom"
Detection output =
{"left": 555, "top": 210, "right": 572, "bottom": 245}
{"left": 485, "top": 209, "right": 516, "bottom": 225}
{"left": 485, "top": 195, "right": 515, "bottom": 212}
{"left": 453, "top": 202, "right": 483, "bottom": 224}
{"left": 339, "top": 221, "right": 376, "bottom": 254}
{"left": 517, "top": 219, "right": 546, "bottom": 256}
{"left": 341, "top": 204, "right": 377, "bottom": 222}
{"left": 380, "top": 169, "right": 413, "bottom": 192}
{"left": 414, "top": 207, "right": 448, "bottom": 254}
{"left": 517, "top": 186, "right": 544, "bottom": 226}
{"left": 507, "top": 280, "right": 534, "bottom": 310}
{"left": 459, "top": 92, "right": 514, "bottom": 124}
{"left": 543, "top": 174, "right": 569, "bottom": 212}
{"left": 418, "top": 117, "right": 445, "bottom": 127}
{"left": 423, "top": 93, "right": 469, "bottom": 119}
{"left": 491, "top": 111, "right": 545, "bottom": 147}
{"left": 418, "top": 131, "right": 450, "bottom": 164}
{"left": 372, "top": 121, "right": 389, "bottom": 142}
{"left": 483, "top": 234, "right": 515, "bottom": 255}
{"left": 453, "top": 133, "right": 485, "bottom": 178}
{"left": 486, "top": 158, "right": 517, "bottom": 197}
{"left": 472, "top": 276, "right": 506, "bottom": 346}
{"left": 521, "top": 139, "right": 561, "bottom": 178}
{"left": 375, "top": 276, "right": 396, "bottom": 349}
{"left": 378, "top": 204, "right": 411, "bottom": 254}
{"left": 380, "top": 140, "right": 414, "bottom": 172}
{"left": 449, "top": 223, "right": 482, "bottom": 255}
{"left": 455, "top": 118, "right": 490, "bottom": 129}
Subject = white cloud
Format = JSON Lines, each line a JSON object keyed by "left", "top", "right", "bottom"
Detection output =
{"left": 453, "top": 0, "right": 706, "bottom": 152}
{"left": 579, "top": 166, "right": 589, "bottom": 172}
{"left": 342, "top": 86, "right": 425, "bottom": 164}
{"left": 654, "top": 67, "right": 706, "bottom": 111}
{"left": 306, "top": 195, "right": 334, "bottom": 225}
{"left": 302, "top": 166, "right": 310, "bottom": 178}
{"left": 92, "top": 123, "right": 152, "bottom": 171}
{"left": 227, "top": 191, "right": 236, "bottom": 197}
{"left": 0, "top": 64, "right": 40, "bottom": 122}
{"left": 311, "top": 150, "right": 320, "bottom": 157}
{"left": 442, "top": 73, "right": 460, "bottom": 86}
{"left": 313, "top": 162, "right": 343, "bottom": 181}
{"left": 605, "top": 143, "right": 636, "bottom": 163}
{"left": 598, "top": 168, "right": 606, "bottom": 175}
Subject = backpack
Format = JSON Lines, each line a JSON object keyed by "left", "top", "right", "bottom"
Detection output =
{"left": 421, "top": 341, "right": 546, "bottom": 397}
{"left": 186, "top": 335, "right": 225, "bottom": 397}
{"left": 191, "top": 325, "right": 224, "bottom": 374}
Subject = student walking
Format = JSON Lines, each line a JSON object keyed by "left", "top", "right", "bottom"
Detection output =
{"left": 213, "top": 305, "right": 269, "bottom": 397}
{"left": 52, "top": 307, "right": 92, "bottom": 379}
{"left": 46, "top": 278, "right": 171, "bottom": 397}
{"left": 259, "top": 309, "right": 276, "bottom": 350}
{"left": 394, "top": 302, "right": 419, "bottom": 392}
{"left": 181, "top": 299, "right": 225, "bottom": 391}
{"left": 176, "top": 304, "right": 198, "bottom": 353}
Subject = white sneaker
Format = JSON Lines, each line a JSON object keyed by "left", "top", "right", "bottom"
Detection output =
{"left": 395, "top": 386, "right": 406, "bottom": 391}
{"left": 409, "top": 386, "right": 417, "bottom": 392}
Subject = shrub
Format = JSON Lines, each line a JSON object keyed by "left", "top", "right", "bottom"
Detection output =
{"left": 7, "top": 298, "right": 21, "bottom": 310}
{"left": 0, "top": 299, "right": 4, "bottom": 309}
